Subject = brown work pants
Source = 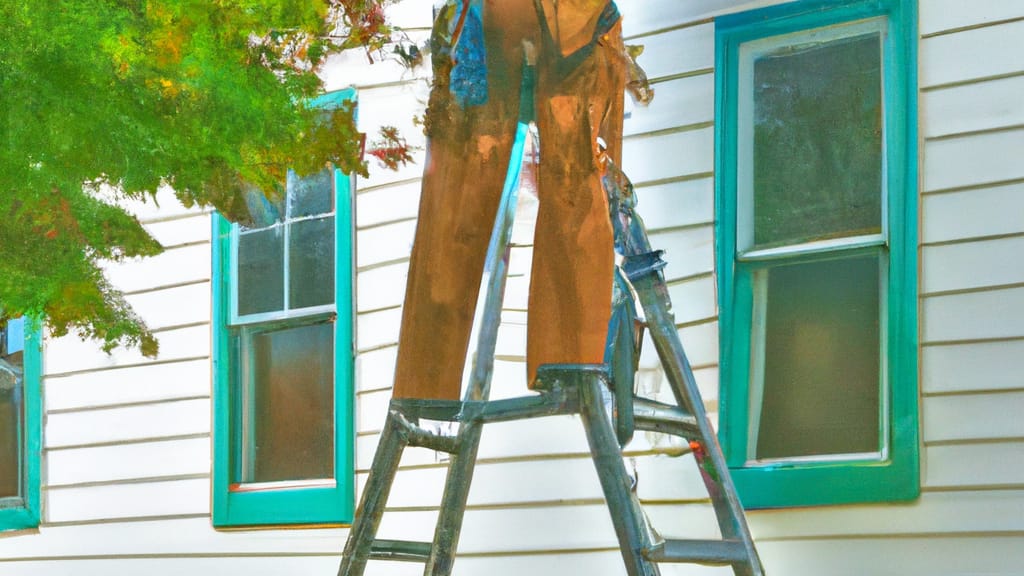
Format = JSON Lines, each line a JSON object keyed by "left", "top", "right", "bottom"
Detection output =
{"left": 392, "top": 1, "right": 625, "bottom": 400}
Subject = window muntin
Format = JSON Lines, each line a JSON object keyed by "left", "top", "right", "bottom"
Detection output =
{"left": 232, "top": 168, "right": 336, "bottom": 324}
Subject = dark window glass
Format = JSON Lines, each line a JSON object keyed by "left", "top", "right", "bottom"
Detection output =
{"left": 289, "top": 216, "right": 336, "bottom": 310}
{"left": 247, "top": 322, "right": 335, "bottom": 482}
{"left": 0, "top": 325, "right": 24, "bottom": 499}
{"left": 755, "top": 254, "right": 881, "bottom": 459}
{"left": 752, "top": 32, "right": 883, "bottom": 248}
{"left": 237, "top": 228, "right": 285, "bottom": 316}
{"left": 288, "top": 169, "right": 334, "bottom": 218}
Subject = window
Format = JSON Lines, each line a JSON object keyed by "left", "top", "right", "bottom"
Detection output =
{"left": 715, "top": 0, "right": 918, "bottom": 508}
{"left": 212, "top": 88, "right": 356, "bottom": 526}
{"left": 0, "top": 318, "right": 41, "bottom": 531}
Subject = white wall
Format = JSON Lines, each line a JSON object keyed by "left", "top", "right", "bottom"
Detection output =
{"left": 3, "top": 1, "right": 1023, "bottom": 575}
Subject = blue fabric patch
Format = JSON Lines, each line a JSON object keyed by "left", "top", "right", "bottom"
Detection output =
{"left": 596, "top": 1, "right": 621, "bottom": 39}
{"left": 6, "top": 318, "right": 24, "bottom": 354}
{"left": 449, "top": 3, "right": 488, "bottom": 108}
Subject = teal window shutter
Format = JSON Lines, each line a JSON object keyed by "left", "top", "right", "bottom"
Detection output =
{"left": 0, "top": 319, "right": 42, "bottom": 532}
{"left": 715, "top": 0, "right": 919, "bottom": 508}
{"left": 212, "top": 87, "right": 356, "bottom": 526}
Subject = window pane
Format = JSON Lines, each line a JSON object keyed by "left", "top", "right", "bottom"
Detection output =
{"left": 247, "top": 322, "right": 334, "bottom": 483}
{"left": 0, "top": 326, "right": 24, "bottom": 499}
{"left": 289, "top": 216, "right": 335, "bottom": 310}
{"left": 237, "top": 228, "right": 284, "bottom": 316}
{"left": 752, "top": 31, "right": 883, "bottom": 248}
{"left": 240, "top": 185, "right": 285, "bottom": 230}
{"left": 755, "top": 254, "right": 881, "bottom": 460}
{"left": 0, "top": 392, "right": 18, "bottom": 498}
{"left": 288, "top": 169, "right": 334, "bottom": 219}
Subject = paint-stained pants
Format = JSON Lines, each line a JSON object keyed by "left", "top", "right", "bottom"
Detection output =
{"left": 393, "top": 1, "right": 625, "bottom": 400}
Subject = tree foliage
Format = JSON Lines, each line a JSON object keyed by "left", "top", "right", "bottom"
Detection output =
{"left": 1, "top": 0, "right": 394, "bottom": 355}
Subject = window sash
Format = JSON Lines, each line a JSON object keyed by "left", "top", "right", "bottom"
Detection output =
{"left": 736, "top": 17, "right": 889, "bottom": 256}
{"left": 230, "top": 173, "right": 337, "bottom": 325}
{"left": 233, "top": 315, "right": 337, "bottom": 488}
{"left": 744, "top": 248, "right": 890, "bottom": 466}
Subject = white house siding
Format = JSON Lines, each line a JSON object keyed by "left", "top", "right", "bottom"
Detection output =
{"left": 3, "top": 1, "right": 1024, "bottom": 575}
{"left": 0, "top": 2, "right": 431, "bottom": 574}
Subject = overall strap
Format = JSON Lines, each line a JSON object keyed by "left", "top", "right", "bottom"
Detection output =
{"left": 530, "top": 0, "right": 621, "bottom": 78}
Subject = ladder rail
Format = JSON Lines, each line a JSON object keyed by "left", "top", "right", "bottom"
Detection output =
{"left": 463, "top": 119, "right": 532, "bottom": 403}
{"left": 603, "top": 159, "right": 765, "bottom": 576}
{"left": 557, "top": 365, "right": 661, "bottom": 576}
{"left": 337, "top": 413, "right": 410, "bottom": 576}
{"left": 423, "top": 57, "right": 537, "bottom": 575}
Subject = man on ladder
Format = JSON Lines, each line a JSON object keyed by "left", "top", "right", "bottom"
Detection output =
{"left": 339, "top": 2, "right": 766, "bottom": 575}
{"left": 394, "top": 0, "right": 626, "bottom": 400}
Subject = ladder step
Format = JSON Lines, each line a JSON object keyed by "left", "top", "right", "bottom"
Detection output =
{"left": 391, "top": 410, "right": 461, "bottom": 454}
{"left": 632, "top": 397, "right": 700, "bottom": 437}
{"left": 368, "top": 539, "right": 433, "bottom": 562}
{"left": 533, "top": 363, "right": 609, "bottom": 390}
{"left": 645, "top": 539, "right": 750, "bottom": 566}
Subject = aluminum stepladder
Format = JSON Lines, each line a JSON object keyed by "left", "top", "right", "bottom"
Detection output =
{"left": 338, "top": 59, "right": 764, "bottom": 576}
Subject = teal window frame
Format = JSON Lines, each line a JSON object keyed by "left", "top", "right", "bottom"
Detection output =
{"left": 212, "top": 87, "right": 356, "bottom": 527}
{"left": 0, "top": 320, "right": 41, "bottom": 532}
{"left": 715, "top": 0, "right": 919, "bottom": 508}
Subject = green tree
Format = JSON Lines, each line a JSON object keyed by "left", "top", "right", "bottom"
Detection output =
{"left": 1, "top": 0, "right": 395, "bottom": 355}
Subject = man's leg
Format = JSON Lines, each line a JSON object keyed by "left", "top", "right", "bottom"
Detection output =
{"left": 527, "top": 21, "right": 626, "bottom": 385}
{"left": 392, "top": 6, "right": 522, "bottom": 400}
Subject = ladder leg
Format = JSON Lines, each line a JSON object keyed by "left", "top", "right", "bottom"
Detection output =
{"left": 698, "top": 440, "right": 761, "bottom": 576}
{"left": 424, "top": 419, "right": 484, "bottom": 576}
{"left": 339, "top": 410, "right": 409, "bottom": 576}
{"left": 642, "top": 307, "right": 764, "bottom": 576}
{"left": 578, "top": 374, "right": 660, "bottom": 576}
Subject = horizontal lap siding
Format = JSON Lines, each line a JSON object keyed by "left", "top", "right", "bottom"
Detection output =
{"left": 0, "top": 186, "right": 222, "bottom": 567}
{"left": 918, "top": 23, "right": 1024, "bottom": 526}
{"left": 922, "top": 181, "right": 1024, "bottom": 243}
{"left": 917, "top": 20, "right": 1023, "bottom": 483}
{"left": 18, "top": 2, "right": 1024, "bottom": 576}
{"left": 347, "top": 2, "right": 761, "bottom": 571}
{"left": 45, "top": 358, "right": 212, "bottom": 411}
{"left": 47, "top": 437, "right": 212, "bottom": 486}
{"left": 346, "top": 2, "right": 1024, "bottom": 573}
{"left": 0, "top": 558, "right": 345, "bottom": 576}
{"left": 920, "top": 0, "right": 1024, "bottom": 36}
{"left": 3, "top": 2, "right": 438, "bottom": 572}
{"left": 756, "top": 536, "right": 1024, "bottom": 576}
{"left": 920, "top": 18, "right": 1024, "bottom": 89}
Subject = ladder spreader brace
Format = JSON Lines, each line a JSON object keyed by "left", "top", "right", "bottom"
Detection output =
{"left": 338, "top": 58, "right": 764, "bottom": 576}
